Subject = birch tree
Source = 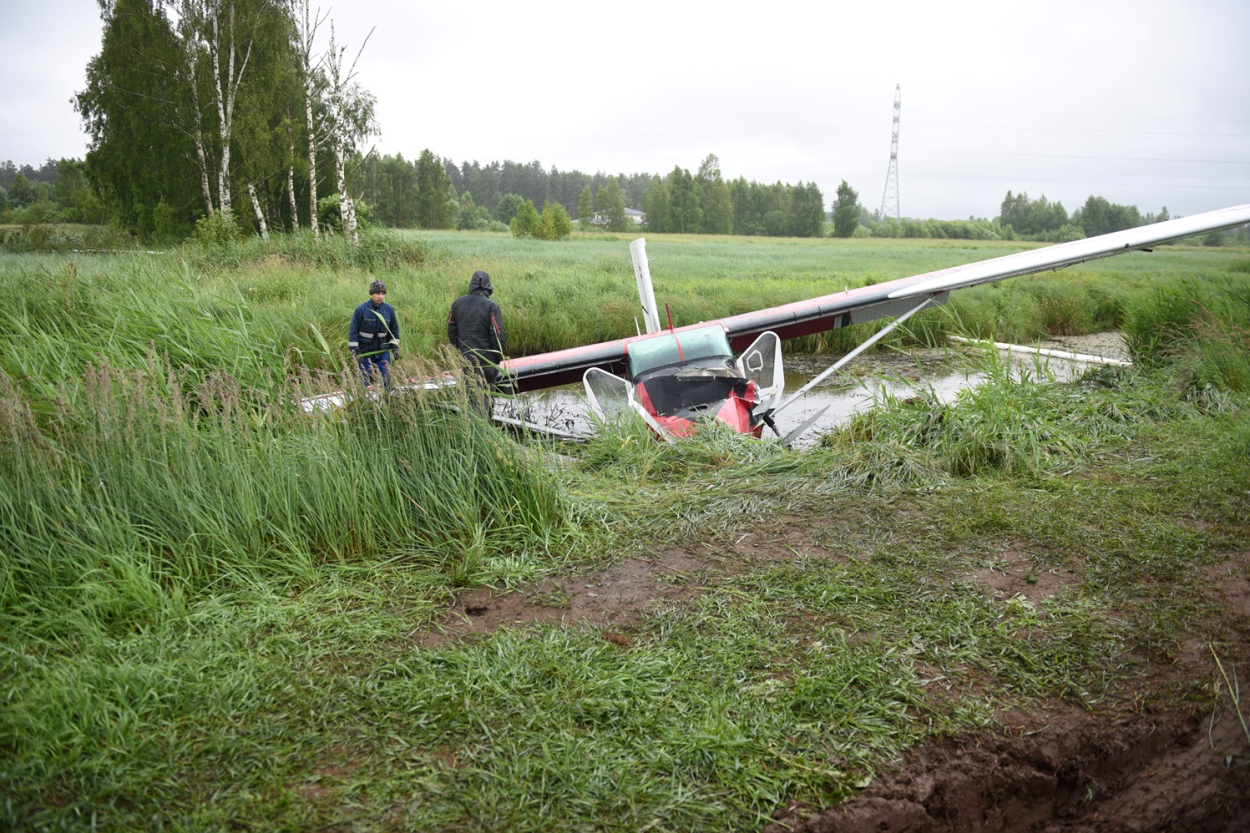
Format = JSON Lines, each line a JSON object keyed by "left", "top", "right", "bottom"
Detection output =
{"left": 208, "top": 3, "right": 252, "bottom": 216}
{"left": 247, "top": 183, "right": 269, "bottom": 238}
{"left": 286, "top": 117, "right": 299, "bottom": 229}
{"left": 165, "top": 0, "right": 261, "bottom": 219}
{"left": 173, "top": 5, "right": 215, "bottom": 215}
{"left": 291, "top": 0, "right": 327, "bottom": 237}
{"left": 322, "top": 20, "right": 376, "bottom": 246}
{"left": 79, "top": 0, "right": 375, "bottom": 240}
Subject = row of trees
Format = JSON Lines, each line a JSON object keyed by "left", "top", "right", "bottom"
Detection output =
{"left": 1, "top": 158, "right": 106, "bottom": 224}
{"left": 450, "top": 152, "right": 830, "bottom": 238}
{"left": 353, "top": 153, "right": 651, "bottom": 233}
{"left": 0, "top": 160, "right": 60, "bottom": 191}
{"left": 75, "top": 0, "right": 376, "bottom": 242}
{"left": 346, "top": 151, "right": 833, "bottom": 239}
{"left": 997, "top": 191, "right": 1173, "bottom": 241}
{"left": 444, "top": 160, "right": 653, "bottom": 220}
{"left": 349, "top": 151, "right": 832, "bottom": 239}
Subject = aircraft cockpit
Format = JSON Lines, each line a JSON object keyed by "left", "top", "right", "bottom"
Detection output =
{"left": 625, "top": 325, "right": 736, "bottom": 384}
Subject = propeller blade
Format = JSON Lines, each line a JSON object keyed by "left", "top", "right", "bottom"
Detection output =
{"left": 780, "top": 404, "right": 832, "bottom": 447}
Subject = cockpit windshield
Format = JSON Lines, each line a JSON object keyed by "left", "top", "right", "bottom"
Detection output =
{"left": 626, "top": 325, "right": 733, "bottom": 381}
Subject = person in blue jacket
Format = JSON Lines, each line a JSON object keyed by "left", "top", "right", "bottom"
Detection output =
{"left": 349, "top": 279, "right": 400, "bottom": 387}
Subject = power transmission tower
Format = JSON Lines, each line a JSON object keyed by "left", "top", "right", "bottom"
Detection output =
{"left": 878, "top": 84, "right": 901, "bottom": 222}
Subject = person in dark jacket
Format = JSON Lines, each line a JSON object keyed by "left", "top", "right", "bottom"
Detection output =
{"left": 349, "top": 279, "right": 400, "bottom": 387}
{"left": 447, "top": 270, "right": 507, "bottom": 403}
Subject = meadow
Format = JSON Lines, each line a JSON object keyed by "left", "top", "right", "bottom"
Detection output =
{"left": 1, "top": 229, "right": 1248, "bottom": 830}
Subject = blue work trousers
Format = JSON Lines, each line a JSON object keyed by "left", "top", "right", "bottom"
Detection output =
{"left": 357, "top": 353, "right": 391, "bottom": 387}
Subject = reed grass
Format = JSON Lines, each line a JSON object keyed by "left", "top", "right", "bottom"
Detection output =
{"left": 1124, "top": 276, "right": 1250, "bottom": 392}
{"left": 0, "top": 353, "right": 570, "bottom": 641}
{"left": 823, "top": 343, "right": 1203, "bottom": 477}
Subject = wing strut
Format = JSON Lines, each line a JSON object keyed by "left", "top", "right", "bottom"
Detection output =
{"left": 773, "top": 293, "right": 941, "bottom": 419}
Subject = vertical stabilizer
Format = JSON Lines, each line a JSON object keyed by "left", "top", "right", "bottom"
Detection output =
{"left": 630, "top": 238, "right": 661, "bottom": 334}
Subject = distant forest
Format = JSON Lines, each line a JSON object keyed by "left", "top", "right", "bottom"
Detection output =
{"left": 8, "top": 151, "right": 1242, "bottom": 249}
{"left": 355, "top": 152, "right": 827, "bottom": 239}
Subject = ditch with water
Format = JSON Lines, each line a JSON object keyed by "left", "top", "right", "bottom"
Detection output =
{"left": 496, "top": 334, "right": 1130, "bottom": 448}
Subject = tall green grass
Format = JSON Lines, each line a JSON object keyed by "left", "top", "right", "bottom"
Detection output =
{"left": 0, "top": 355, "right": 569, "bottom": 641}
{"left": 3, "top": 231, "right": 1241, "bottom": 397}
{"left": 1124, "top": 276, "right": 1250, "bottom": 393}
{"left": 825, "top": 348, "right": 1191, "bottom": 477}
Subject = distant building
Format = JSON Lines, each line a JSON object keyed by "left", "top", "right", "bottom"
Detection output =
{"left": 588, "top": 208, "right": 646, "bottom": 226}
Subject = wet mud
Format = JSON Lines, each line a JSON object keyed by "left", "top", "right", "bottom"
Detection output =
{"left": 764, "top": 708, "right": 1249, "bottom": 833}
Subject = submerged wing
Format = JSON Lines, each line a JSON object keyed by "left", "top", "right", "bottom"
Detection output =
{"left": 502, "top": 204, "right": 1250, "bottom": 393}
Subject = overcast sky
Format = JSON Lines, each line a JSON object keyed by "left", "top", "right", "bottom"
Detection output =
{"left": 3, "top": 0, "right": 1248, "bottom": 220}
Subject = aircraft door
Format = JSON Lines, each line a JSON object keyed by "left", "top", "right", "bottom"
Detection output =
{"left": 736, "top": 331, "right": 785, "bottom": 412}
{"left": 584, "top": 368, "right": 632, "bottom": 421}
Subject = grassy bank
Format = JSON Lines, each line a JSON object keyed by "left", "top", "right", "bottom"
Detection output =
{"left": 3, "top": 231, "right": 1243, "bottom": 398}
{"left": 1, "top": 232, "right": 1248, "bottom": 830}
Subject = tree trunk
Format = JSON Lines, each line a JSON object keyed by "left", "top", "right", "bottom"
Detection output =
{"left": 248, "top": 182, "right": 269, "bottom": 240}
{"left": 186, "top": 45, "right": 215, "bottom": 216}
{"left": 305, "top": 87, "right": 319, "bottom": 239}
{"left": 288, "top": 155, "right": 299, "bottom": 231}
{"left": 209, "top": 3, "right": 253, "bottom": 218}
{"left": 297, "top": 0, "right": 322, "bottom": 240}
{"left": 335, "top": 140, "right": 358, "bottom": 246}
{"left": 211, "top": 10, "right": 231, "bottom": 215}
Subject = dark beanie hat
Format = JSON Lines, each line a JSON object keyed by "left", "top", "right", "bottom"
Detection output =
{"left": 369, "top": 279, "right": 387, "bottom": 295}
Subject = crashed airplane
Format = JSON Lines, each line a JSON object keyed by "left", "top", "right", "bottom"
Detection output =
{"left": 497, "top": 204, "right": 1250, "bottom": 444}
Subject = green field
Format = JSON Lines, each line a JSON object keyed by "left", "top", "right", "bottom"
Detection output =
{"left": 2, "top": 230, "right": 1248, "bottom": 830}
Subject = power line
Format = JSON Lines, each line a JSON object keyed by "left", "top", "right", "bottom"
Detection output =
{"left": 925, "top": 149, "right": 1250, "bottom": 165}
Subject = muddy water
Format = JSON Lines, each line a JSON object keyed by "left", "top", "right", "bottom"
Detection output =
{"left": 497, "top": 334, "right": 1129, "bottom": 449}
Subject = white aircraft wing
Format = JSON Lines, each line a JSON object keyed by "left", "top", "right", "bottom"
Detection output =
{"left": 887, "top": 204, "right": 1250, "bottom": 300}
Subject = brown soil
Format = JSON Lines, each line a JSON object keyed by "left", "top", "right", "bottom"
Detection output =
{"left": 416, "top": 550, "right": 708, "bottom": 648}
{"left": 764, "top": 548, "right": 1250, "bottom": 833}
{"left": 415, "top": 537, "right": 1250, "bottom": 832}
{"left": 434, "top": 329, "right": 1250, "bottom": 829}
{"left": 959, "top": 544, "right": 1081, "bottom": 611}
{"left": 763, "top": 708, "right": 1249, "bottom": 833}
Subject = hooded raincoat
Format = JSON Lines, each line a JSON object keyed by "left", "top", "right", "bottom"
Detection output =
{"left": 447, "top": 271, "right": 506, "bottom": 379}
